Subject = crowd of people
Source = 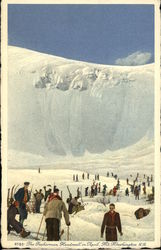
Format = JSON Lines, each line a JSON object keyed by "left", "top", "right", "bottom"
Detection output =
{"left": 7, "top": 171, "right": 154, "bottom": 241}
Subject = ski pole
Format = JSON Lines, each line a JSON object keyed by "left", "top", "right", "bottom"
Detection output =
{"left": 42, "top": 227, "right": 46, "bottom": 241}
{"left": 67, "top": 226, "right": 69, "bottom": 241}
{"left": 36, "top": 215, "right": 44, "bottom": 240}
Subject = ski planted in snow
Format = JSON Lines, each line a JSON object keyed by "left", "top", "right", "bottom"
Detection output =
{"left": 14, "top": 184, "right": 19, "bottom": 196}
{"left": 7, "top": 188, "right": 10, "bottom": 207}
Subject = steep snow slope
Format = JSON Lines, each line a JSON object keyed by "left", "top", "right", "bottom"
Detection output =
{"left": 8, "top": 46, "right": 154, "bottom": 158}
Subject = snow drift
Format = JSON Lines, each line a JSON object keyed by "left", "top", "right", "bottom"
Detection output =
{"left": 8, "top": 46, "right": 154, "bottom": 158}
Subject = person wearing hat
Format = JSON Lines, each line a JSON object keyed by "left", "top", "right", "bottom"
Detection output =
{"left": 43, "top": 188, "right": 70, "bottom": 241}
{"left": 14, "top": 182, "right": 30, "bottom": 225}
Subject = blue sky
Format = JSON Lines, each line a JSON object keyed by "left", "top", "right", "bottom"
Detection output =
{"left": 8, "top": 4, "right": 154, "bottom": 65}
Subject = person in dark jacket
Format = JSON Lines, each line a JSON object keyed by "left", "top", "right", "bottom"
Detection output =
{"left": 43, "top": 187, "right": 52, "bottom": 201}
{"left": 125, "top": 188, "right": 129, "bottom": 196}
{"left": 98, "top": 182, "right": 101, "bottom": 193}
{"left": 134, "top": 186, "right": 140, "bottom": 200}
{"left": 35, "top": 189, "right": 44, "bottom": 213}
{"left": 101, "top": 203, "right": 123, "bottom": 241}
{"left": 14, "top": 182, "right": 30, "bottom": 225}
{"left": 85, "top": 187, "right": 89, "bottom": 196}
{"left": 7, "top": 201, "right": 30, "bottom": 238}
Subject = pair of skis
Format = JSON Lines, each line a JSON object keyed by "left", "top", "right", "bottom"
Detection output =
{"left": 7, "top": 184, "right": 19, "bottom": 207}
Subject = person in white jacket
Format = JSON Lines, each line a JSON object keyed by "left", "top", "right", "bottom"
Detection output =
{"left": 43, "top": 188, "right": 70, "bottom": 241}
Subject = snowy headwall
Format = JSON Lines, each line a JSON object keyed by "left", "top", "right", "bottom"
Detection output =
{"left": 8, "top": 46, "right": 154, "bottom": 156}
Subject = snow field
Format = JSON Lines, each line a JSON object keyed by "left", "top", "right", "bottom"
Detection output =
{"left": 7, "top": 168, "right": 154, "bottom": 241}
{"left": 8, "top": 46, "right": 154, "bottom": 159}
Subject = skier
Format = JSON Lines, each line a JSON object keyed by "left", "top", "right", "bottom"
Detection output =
{"left": 117, "top": 179, "right": 120, "bottom": 189}
{"left": 101, "top": 203, "right": 123, "bottom": 241}
{"left": 130, "top": 184, "right": 134, "bottom": 193}
{"left": 53, "top": 185, "right": 57, "bottom": 192}
{"left": 94, "top": 184, "right": 98, "bottom": 196}
{"left": 14, "top": 182, "right": 30, "bottom": 225}
{"left": 43, "top": 186, "right": 52, "bottom": 202}
{"left": 90, "top": 185, "right": 95, "bottom": 198}
{"left": 151, "top": 174, "right": 153, "bottom": 182}
{"left": 73, "top": 174, "right": 75, "bottom": 181}
{"left": 70, "top": 196, "right": 80, "bottom": 214}
{"left": 102, "top": 184, "right": 107, "bottom": 196}
{"left": 77, "top": 187, "right": 80, "bottom": 198}
{"left": 113, "top": 186, "right": 117, "bottom": 196}
{"left": 98, "top": 182, "right": 101, "bottom": 193}
{"left": 85, "top": 187, "right": 89, "bottom": 196}
{"left": 125, "top": 188, "right": 129, "bottom": 196}
{"left": 111, "top": 172, "right": 113, "bottom": 177}
{"left": 143, "top": 185, "right": 146, "bottom": 195}
{"left": 82, "top": 173, "right": 85, "bottom": 180}
{"left": 35, "top": 189, "right": 44, "bottom": 213}
{"left": 7, "top": 201, "right": 30, "bottom": 238}
{"left": 134, "top": 186, "right": 139, "bottom": 200}
{"left": 152, "top": 186, "right": 154, "bottom": 196}
{"left": 66, "top": 193, "right": 73, "bottom": 214}
{"left": 43, "top": 188, "right": 70, "bottom": 241}
{"left": 97, "top": 174, "right": 100, "bottom": 181}
{"left": 126, "top": 178, "right": 129, "bottom": 185}
{"left": 76, "top": 174, "right": 79, "bottom": 182}
{"left": 87, "top": 173, "right": 89, "bottom": 179}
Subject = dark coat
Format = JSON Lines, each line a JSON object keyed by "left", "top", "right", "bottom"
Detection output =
{"left": 101, "top": 211, "right": 122, "bottom": 241}
{"left": 14, "top": 187, "right": 30, "bottom": 204}
{"left": 14, "top": 187, "right": 30, "bottom": 221}
{"left": 7, "top": 204, "right": 23, "bottom": 234}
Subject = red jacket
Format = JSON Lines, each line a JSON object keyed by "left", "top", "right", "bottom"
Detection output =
{"left": 48, "top": 193, "right": 62, "bottom": 202}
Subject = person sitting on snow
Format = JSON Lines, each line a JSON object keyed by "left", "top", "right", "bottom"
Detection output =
{"left": 7, "top": 201, "right": 30, "bottom": 238}
{"left": 70, "top": 197, "right": 81, "bottom": 214}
